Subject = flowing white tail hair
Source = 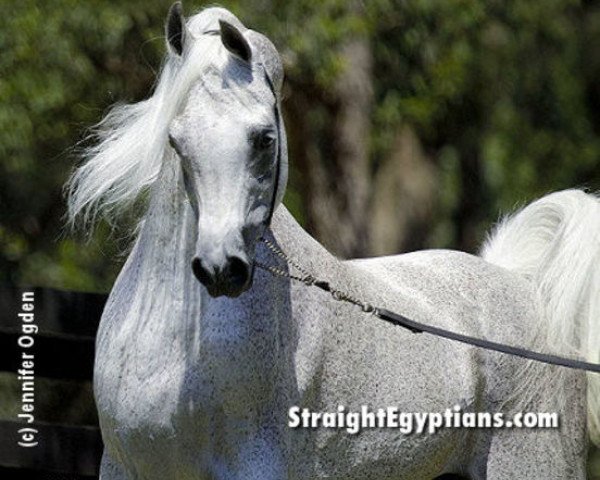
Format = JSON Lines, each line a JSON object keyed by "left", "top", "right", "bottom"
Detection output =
{"left": 481, "top": 189, "right": 600, "bottom": 445}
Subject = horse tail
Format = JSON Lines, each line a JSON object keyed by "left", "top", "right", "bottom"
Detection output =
{"left": 480, "top": 189, "right": 600, "bottom": 445}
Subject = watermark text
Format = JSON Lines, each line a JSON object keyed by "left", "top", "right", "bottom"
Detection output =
{"left": 288, "top": 405, "right": 559, "bottom": 435}
{"left": 17, "top": 291, "right": 38, "bottom": 448}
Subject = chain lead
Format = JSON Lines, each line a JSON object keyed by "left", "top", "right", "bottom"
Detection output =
{"left": 256, "top": 238, "right": 375, "bottom": 314}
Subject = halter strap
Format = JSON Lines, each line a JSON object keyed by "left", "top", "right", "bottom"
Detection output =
{"left": 263, "top": 71, "right": 281, "bottom": 228}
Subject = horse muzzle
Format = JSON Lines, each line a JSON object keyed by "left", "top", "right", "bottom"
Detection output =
{"left": 191, "top": 252, "right": 253, "bottom": 297}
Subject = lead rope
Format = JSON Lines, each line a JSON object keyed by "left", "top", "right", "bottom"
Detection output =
{"left": 254, "top": 237, "right": 600, "bottom": 374}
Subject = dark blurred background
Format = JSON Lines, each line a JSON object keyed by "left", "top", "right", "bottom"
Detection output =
{"left": 1, "top": 0, "right": 599, "bottom": 477}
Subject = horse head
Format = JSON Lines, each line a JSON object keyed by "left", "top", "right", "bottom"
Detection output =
{"left": 165, "top": 3, "right": 288, "bottom": 297}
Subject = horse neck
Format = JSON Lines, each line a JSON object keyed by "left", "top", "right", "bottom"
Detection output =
{"left": 265, "top": 207, "right": 342, "bottom": 279}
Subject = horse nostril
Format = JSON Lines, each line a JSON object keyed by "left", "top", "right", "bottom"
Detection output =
{"left": 225, "top": 256, "right": 250, "bottom": 290}
{"left": 191, "top": 257, "right": 214, "bottom": 286}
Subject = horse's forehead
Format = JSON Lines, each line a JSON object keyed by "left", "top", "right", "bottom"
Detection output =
{"left": 181, "top": 69, "right": 274, "bottom": 123}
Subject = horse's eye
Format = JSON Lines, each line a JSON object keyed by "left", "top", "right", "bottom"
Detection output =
{"left": 254, "top": 130, "right": 276, "bottom": 150}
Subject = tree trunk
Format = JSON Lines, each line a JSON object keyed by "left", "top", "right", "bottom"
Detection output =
{"left": 286, "top": 35, "right": 373, "bottom": 259}
{"left": 370, "top": 126, "right": 438, "bottom": 255}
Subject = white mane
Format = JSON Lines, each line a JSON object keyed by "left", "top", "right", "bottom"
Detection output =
{"left": 67, "top": 13, "right": 229, "bottom": 228}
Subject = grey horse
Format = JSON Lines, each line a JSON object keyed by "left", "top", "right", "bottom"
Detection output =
{"left": 67, "top": 4, "right": 599, "bottom": 479}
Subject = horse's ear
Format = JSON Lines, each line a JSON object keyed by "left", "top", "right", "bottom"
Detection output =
{"left": 166, "top": 2, "right": 186, "bottom": 56}
{"left": 219, "top": 20, "right": 252, "bottom": 63}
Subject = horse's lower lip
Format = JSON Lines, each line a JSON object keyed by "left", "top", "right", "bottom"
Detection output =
{"left": 202, "top": 280, "right": 250, "bottom": 298}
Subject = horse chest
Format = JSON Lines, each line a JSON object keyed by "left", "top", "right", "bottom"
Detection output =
{"left": 94, "top": 296, "right": 284, "bottom": 477}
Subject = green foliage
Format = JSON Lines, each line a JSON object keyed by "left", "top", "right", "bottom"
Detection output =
{"left": 369, "top": 0, "right": 600, "bottom": 248}
{"left": 1, "top": 0, "right": 600, "bottom": 271}
{"left": 0, "top": 0, "right": 168, "bottom": 289}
